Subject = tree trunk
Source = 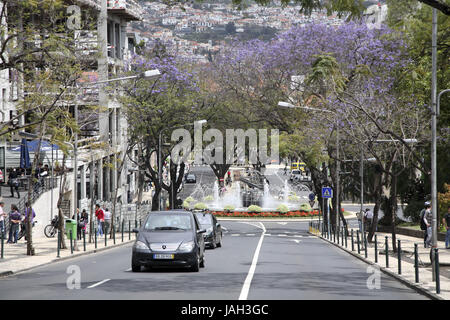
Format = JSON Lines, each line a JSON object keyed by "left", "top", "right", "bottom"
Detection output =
{"left": 391, "top": 174, "right": 398, "bottom": 252}
{"left": 57, "top": 153, "right": 68, "bottom": 249}
{"left": 111, "top": 152, "right": 127, "bottom": 239}
{"left": 368, "top": 165, "right": 382, "bottom": 242}
{"left": 151, "top": 186, "right": 161, "bottom": 211}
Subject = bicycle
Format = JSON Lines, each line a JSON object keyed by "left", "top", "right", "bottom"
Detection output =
{"left": 44, "top": 215, "right": 59, "bottom": 238}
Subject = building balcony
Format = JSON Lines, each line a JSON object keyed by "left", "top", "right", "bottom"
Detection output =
{"left": 75, "top": 0, "right": 101, "bottom": 11}
{"left": 107, "top": 0, "right": 143, "bottom": 21}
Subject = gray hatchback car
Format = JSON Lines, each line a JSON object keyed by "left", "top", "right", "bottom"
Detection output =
{"left": 131, "top": 210, "right": 206, "bottom": 272}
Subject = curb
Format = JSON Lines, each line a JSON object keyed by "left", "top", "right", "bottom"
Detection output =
{"left": 310, "top": 232, "right": 444, "bottom": 300}
{"left": 0, "top": 240, "right": 134, "bottom": 278}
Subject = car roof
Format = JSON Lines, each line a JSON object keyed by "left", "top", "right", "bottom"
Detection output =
{"left": 149, "top": 210, "right": 192, "bottom": 216}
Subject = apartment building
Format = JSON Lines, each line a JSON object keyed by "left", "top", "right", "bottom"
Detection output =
{"left": 0, "top": 0, "right": 145, "bottom": 220}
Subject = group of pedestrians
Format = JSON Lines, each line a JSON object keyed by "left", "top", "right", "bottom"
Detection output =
{"left": 72, "top": 204, "right": 113, "bottom": 239}
{"left": 418, "top": 202, "right": 450, "bottom": 249}
{"left": 0, "top": 201, "right": 36, "bottom": 244}
{"left": 94, "top": 204, "right": 112, "bottom": 237}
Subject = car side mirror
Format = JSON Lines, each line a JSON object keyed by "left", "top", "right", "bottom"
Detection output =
{"left": 197, "top": 229, "right": 206, "bottom": 234}
{"left": 216, "top": 223, "right": 221, "bottom": 228}
{"left": 132, "top": 228, "right": 140, "bottom": 233}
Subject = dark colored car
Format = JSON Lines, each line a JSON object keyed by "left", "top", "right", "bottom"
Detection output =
{"left": 194, "top": 212, "right": 223, "bottom": 249}
{"left": 131, "top": 211, "right": 206, "bottom": 272}
{"left": 185, "top": 174, "right": 196, "bottom": 183}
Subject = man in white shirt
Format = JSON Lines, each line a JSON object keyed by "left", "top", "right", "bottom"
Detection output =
{"left": 103, "top": 207, "right": 112, "bottom": 235}
{"left": 364, "top": 208, "right": 373, "bottom": 231}
{"left": 0, "top": 201, "right": 6, "bottom": 237}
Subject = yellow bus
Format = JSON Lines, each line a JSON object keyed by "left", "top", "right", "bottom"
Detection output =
{"left": 291, "top": 162, "right": 306, "bottom": 172}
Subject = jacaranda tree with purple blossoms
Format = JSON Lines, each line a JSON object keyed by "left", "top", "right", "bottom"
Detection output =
{"left": 121, "top": 42, "right": 206, "bottom": 211}
{"left": 212, "top": 22, "right": 428, "bottom": 241}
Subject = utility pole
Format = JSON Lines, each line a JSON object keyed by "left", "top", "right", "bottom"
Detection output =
{"left": 431, "top": 8, "right": 438, "bottom": 281}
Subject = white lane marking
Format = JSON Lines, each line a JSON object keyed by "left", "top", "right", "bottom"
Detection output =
{"left": 246, "top": 234, "right": 256, "bottom": 236}
{"left": 231, "top": 234, "right": 240, "bottom": 237}
{"left": 278, "top": 222, "right": 287, "bottom": 225}
{"left": 290, "top": 239, "right": 301, "bottom": 244}
{"left": 239, "top": 222, "right": 266, "bottom": 300}
{"left": 222, "top": 227, "right": 228, "bottom": 231}
{"left": 277, "top": 234, "right": 287, "bottom": 237}
{"left": 87, "top": 279, "right": 111, "bottom": 289}
{"left": 125, "top": 268, "right": 132, "bottom": 272}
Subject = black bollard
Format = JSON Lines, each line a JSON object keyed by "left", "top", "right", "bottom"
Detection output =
{"left": 70, "top": 230, "right": 73, "bottom": 254}
{"left": 341, "top": 227, "right": 344, "bottom": 246}
{"left": 122, "top": 220, "right": 124, "bottom": 243}
{"left": 385, "top": 236, "right": 389, "bottom": 268}
{"left": 113, "top": 224, "right": 116, "bottom": 245}
{"left": 129, "top": 221, "right": 131, "bottom": 240}
{"left": 105, "top": 227, "right": 107, "bottom": 247}
{"left": 351, "top": 230, "right": 354, "bottom": 251}
{"left": 414, "top": 244, "right": 419, "bottom": 283}
{"left": 345, "top": 228, "right": 348, "bottom": 248}
{"left": 398, "top": 240, "right": 401, "bottom": 275}
{"left": 374, "top": 235, "right": 378, "bottom": 263}
{"left": 357, "top": 230, "right": 360, "bottom": 254}
{"left": 1, "top": 228, "right": 4, "bottom": 259}
{"left": 57, "top": 229, "right": 61, "bottom": 258}
{"left": 435, "top": 248, "right": 440, "bottom": 294}
{"left": 364, "top": 233, "right": 368, "bottom": 258}
{"left": 95, "top": 225, "right": 97, "bottom": 249}
{"left": 83, "top": 229, "right": 86, "bottom": 252}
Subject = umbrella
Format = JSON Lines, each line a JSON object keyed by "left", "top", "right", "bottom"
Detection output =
{"left": 11, "top": 140, "right": 60, "bottom": 152}
{"left": 19, "top": 138, "right": 31, "bottom": 169}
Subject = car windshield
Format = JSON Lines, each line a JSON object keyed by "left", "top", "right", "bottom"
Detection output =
{"left": 195, "top": 213, "right": 212, "bottom": 225}
{"left": 145, "top": 214, "right": 192, "bottom": 231}
{"left": 292, "top": 170, "right": 300, "bottom": 175}
{"left": 187, "top": 175, "right": 195, "bottom": 179}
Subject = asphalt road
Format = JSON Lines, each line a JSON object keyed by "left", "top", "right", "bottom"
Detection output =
{"left": 0, "top": 220, "right": 427, "bottom": 300}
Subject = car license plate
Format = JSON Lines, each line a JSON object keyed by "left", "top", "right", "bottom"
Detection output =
{"left": 153, "top": 254, "right": 174, "bottom": 259}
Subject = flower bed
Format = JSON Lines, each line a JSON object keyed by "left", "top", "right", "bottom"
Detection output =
{"left": 210, "top": 210, "right": 321, "bottom": 218}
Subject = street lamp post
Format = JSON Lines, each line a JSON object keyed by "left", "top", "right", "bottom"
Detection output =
{"left": 278, "top": 101, "right": 340, "bottom": 232}
{"left": 158, "top": 120, "right": 207, "bottom": 211}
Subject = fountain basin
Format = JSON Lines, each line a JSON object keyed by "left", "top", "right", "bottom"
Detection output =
{"left": 209, "top": 210, "right": 320, "bottom": 218}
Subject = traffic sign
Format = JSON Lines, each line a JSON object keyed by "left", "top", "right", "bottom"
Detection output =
{"left": 322, "top": 187, "right": 333, "bottom": 198}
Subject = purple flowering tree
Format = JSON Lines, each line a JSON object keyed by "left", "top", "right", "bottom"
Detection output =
{"left": 212, "top": 22, "right": 428, "bottom": 243}
{"left": 121, "top": 42, "right": 205, "bottom": 211}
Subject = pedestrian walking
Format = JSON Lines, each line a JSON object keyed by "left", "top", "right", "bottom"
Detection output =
{"left": 356, "top": 209, "right": 363, "bottom": 234}
{"left": 95, "top": 204, "right": 104, "bottom": 237}
{"left": 423, "top": 202, "right": 433, "bottom": 248}
{"left": 23, "top": 202, "right": 36, "bottom": 241}
{"left": 420, "top": 202, "right": 431, "bottom": 248}
{"left": 8, "top": 168, "right": 20, "bottom": 198}
{"left": 364, "top": 208, "right": 373, "bottom": 232}
{"left": 80, "top": 209, "right": 89, "bottom": 238}
{"left": 0, "top": 201, "right": 6, "bottom": 238}
{"left": 104, "top": 207, "right": 111, "bottom": 235}
{"left": 443, "top": 206, "right": 450, "bottom": 249}
{"left": 7, "top": 204, "right": 21, "bottom": 243}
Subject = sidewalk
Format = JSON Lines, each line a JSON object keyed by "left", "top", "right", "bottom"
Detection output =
{"left": 0, "top": 231, "right": 136, "bottom": 276}
{"left": 310, "top": 225, "right": 450, "bottom": 300}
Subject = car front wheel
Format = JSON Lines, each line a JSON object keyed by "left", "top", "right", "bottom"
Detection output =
{"left": 190, "top": 253, "right": 200, "bottom": 272}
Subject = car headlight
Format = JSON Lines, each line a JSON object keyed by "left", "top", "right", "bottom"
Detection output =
{"left": 178, "top": 241, "right": 195, "bottom": 252}
{"left": 134, "top": 241, "right": 150, "bottom": 250}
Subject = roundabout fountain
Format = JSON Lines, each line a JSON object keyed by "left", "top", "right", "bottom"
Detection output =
{"left": 183, "top": 169, "right": 320, "bottom": 218}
